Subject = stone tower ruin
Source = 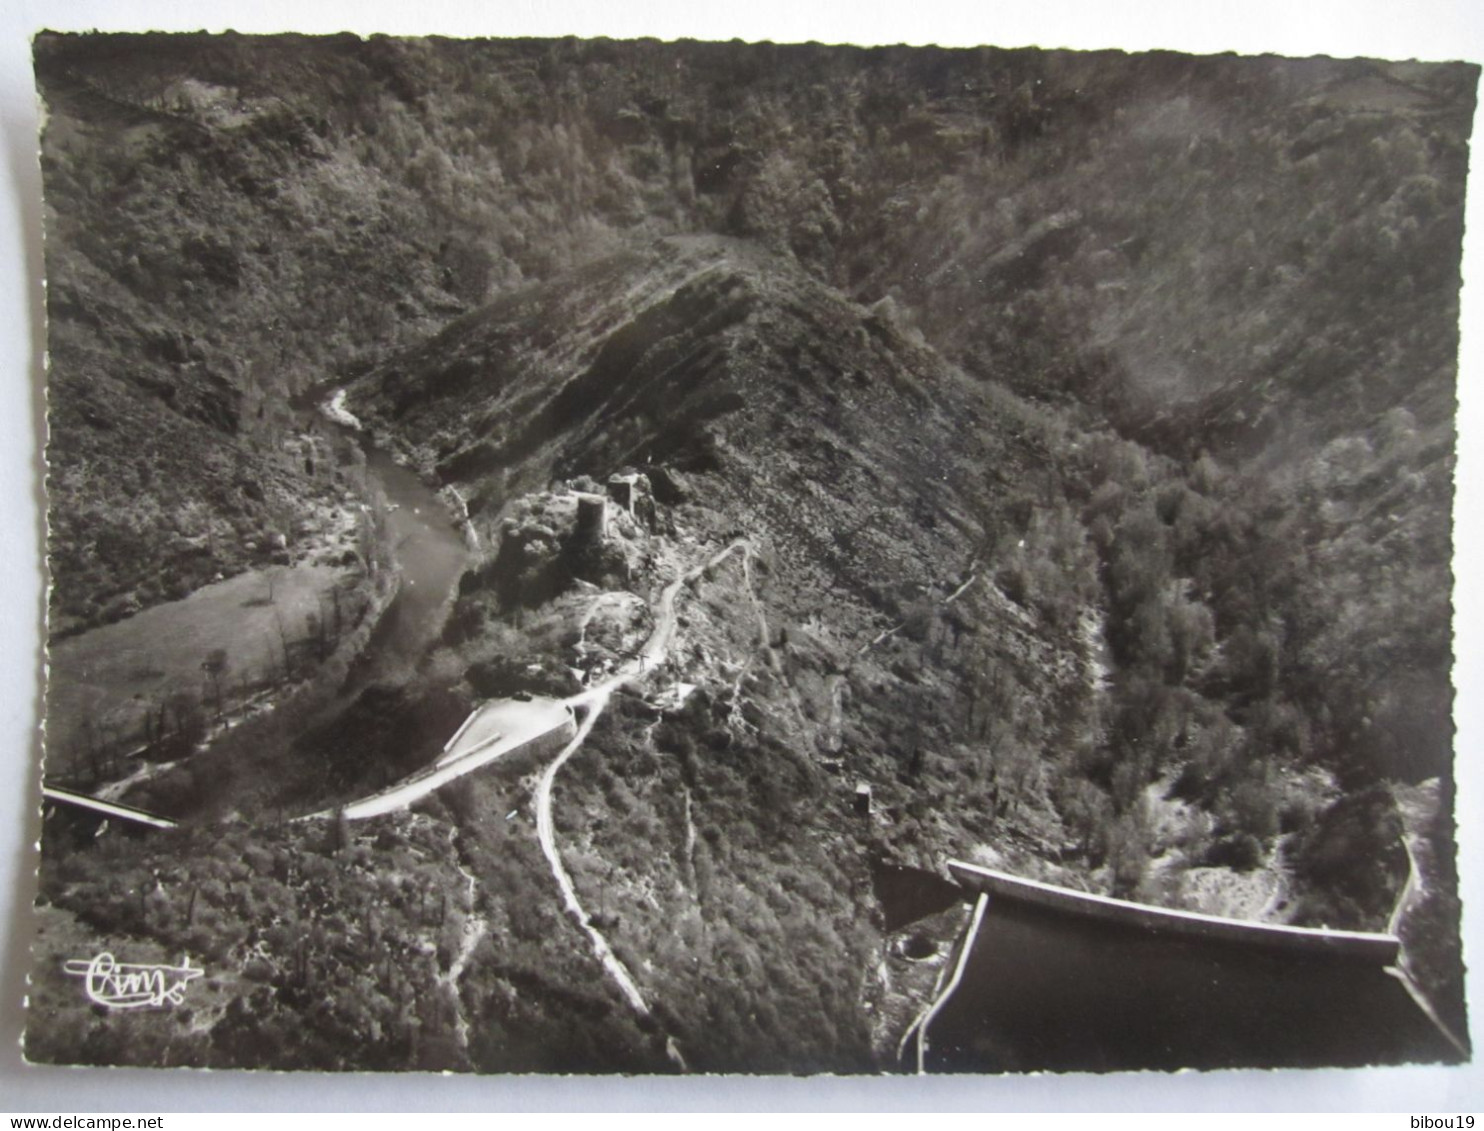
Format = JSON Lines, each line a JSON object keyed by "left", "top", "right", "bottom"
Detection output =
{"left": 574, "top": 492, "right": 608, "bottom": 545}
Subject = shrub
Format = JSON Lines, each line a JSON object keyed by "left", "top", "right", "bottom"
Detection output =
{"left": 1204, "top": 832, "right": 1264, "bottom": 872}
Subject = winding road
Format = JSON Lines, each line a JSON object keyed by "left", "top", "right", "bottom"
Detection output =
{"left": 531, "top": 539, "right": 752, "bottom": 1072}
{"left": 329, "top": 536, "right": 754, "bottom": 1070}
{"left": 322, "top": 697, "right": 575, "bottom": 820}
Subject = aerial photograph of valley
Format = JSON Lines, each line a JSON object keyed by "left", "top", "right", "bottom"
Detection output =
{"left": 24, "top": 31, "right": 1479, "bottom": 1074}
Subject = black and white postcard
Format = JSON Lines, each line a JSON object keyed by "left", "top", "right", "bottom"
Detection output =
{"left": 22, "top": 29, "right": 1480, "bottom": 1077}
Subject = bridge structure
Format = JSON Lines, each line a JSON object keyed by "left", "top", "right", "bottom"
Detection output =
{"left": 903, "top": 859, "right": 1464, "bottom": 1073}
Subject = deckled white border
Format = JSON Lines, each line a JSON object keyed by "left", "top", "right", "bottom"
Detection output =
{"left": 1, "top": 0, "right": 1481, "bottom": 1113}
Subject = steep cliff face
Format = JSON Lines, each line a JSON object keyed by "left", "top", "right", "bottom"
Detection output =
{"left": 37, "top": 34, "right": 1476, "bottom": 632}
{"left": 325, "top": 194, "right": 1467, "bottom": 1057}
{"left": 353, "top": 236, "right": 1037, "bottom": 592}
{"left": 346, "top": 230, "right": 1089, "bottom": 834}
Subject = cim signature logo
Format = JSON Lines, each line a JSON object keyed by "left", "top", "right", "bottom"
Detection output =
{"left": 62, "top": 952, "right": 204, "bottom": 1010}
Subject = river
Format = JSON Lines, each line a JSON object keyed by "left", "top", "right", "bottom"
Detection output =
{"left": 340, "top": 444, "right": 471, "bottom": 692}
{"left": 44, "top": 416, "right": 470, "bottom": 795}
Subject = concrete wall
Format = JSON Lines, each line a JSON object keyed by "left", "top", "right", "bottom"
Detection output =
{"left": 948, "top": 860, "right": 1400, "bottom": 964}
{"left": 930, "top": 872, "right": 1458, "bottom": 1072}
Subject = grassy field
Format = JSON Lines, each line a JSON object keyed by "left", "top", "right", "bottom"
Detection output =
{"left": 46, "top": 561, "right": 354, "bottom": 770}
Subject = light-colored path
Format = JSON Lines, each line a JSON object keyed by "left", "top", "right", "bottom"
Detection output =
{"left": 92, "top": 756, "right": 179, "bottom": 803}
{"left": 532, "top": 540, "right": 749, "bottom": 1070}
{"left": 533, "top": 697, "right": 650, "bottom": 1014}
{"left": 322, "top": 697, "right": 574, "bottom": 821}
{"left": 898, "top": 892, "right": 990, "bottom": 1075}
{"left": 1384, "top": 830, "right": 1469, "bottom": 1059}
{"left": 856, "top": 570, "right": 978, "bottom": 656}
{"left": 1389, "top": 834, "right": 1422, "bottom": 939}
{"left": 328, "top": 538, "right": 750, "bottom": 1070}
{"left": 435, "top": 823, "right": 486, "bottom": 1059}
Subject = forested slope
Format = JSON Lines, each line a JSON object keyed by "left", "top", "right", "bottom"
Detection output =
{"left": 30, "top": 33, "right": 1477, "bottom": 1070}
